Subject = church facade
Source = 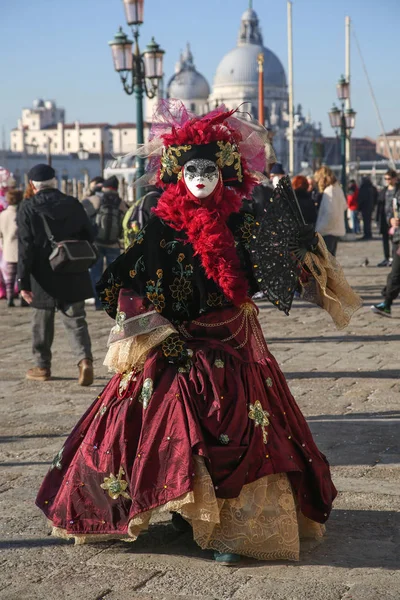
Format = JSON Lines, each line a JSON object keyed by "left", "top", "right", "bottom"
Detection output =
{"left": 164, "top": 4, "right": 323, "bottom": 175}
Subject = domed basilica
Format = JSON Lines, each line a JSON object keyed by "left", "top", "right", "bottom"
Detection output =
{"left": 163, "top": 2, "right": 322, "bottom": 174}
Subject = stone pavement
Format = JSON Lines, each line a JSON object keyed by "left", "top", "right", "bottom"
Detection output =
{"left": 0, "top": 233, "right": 399, "bottom": 600}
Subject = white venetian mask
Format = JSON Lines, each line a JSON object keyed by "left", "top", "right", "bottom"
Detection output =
{"left": 183, "top": 159, "right": 219, "bottom": 199}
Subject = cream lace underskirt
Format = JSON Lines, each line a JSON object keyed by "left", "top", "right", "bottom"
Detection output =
{"left": 302, "top": 233, "right": 363, "bottom": 329}
{"left": 52, "top": 456, "right": 324, "bottom": 561}
{"left": 104, "top": 325, "right": 175, "bottom": 373}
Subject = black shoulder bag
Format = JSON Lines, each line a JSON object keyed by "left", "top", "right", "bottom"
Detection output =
{"left": 40, "top": 214, "right": 98, "bottom": 274}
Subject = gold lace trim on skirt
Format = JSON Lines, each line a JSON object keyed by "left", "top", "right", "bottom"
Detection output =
{"left": 51, "top": 457, "right": 324, "bottom": 560}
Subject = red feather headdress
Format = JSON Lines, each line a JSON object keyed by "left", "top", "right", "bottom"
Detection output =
{"left": 137, "top": 101, "right": 274, "bottom": 307}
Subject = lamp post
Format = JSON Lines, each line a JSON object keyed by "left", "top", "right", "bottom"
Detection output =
{"left": 328, "top": 75, "right": 356, "bottom": 194}
{"left": 109, "top": 0, "right": 164, "bottom": 197}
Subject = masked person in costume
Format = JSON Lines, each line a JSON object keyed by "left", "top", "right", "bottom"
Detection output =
{"left": 36, "top": 102, "right": 361, "bottom": 564}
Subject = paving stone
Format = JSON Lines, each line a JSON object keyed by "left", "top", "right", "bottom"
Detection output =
{"left": 0, "top": 235, "right": 399, "bottom": 599}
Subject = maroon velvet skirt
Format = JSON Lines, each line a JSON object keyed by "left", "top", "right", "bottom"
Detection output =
{"left": 36, "top": 305, "right": 336, "bottom": 543}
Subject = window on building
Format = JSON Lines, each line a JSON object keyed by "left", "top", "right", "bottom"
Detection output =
{"left": 67, "top": 143, "right": 71, "bottom": 149}
{"left": 124, "top": 131, "right": 128, "bottom": 135}
{"left": 389, "top": 141, "right": 394, "bottom": 148}
{"left": 190, "top": 103, "right": 196, "bottom": 112}
{"left": 93, "top": 131, "right": 96, "bottom": 135}
{"left": 67, "top": 133, "right": 70, "bottom": 137}
{"left": 54, "top": 143, "right": 57, "bottom": 149}
{"left": 13, "top": 144, "right": 17, "bottom": 150}
{"left": 92, "top": 142, "right": 96, "bottom": 148}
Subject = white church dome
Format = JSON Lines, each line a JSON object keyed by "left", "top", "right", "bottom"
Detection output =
{"left": 213, "top": 4, "right": 286, "bottom": 90}
{"left": 167, "top": 44, "right": 210, "bottom": 100}
{"left": 214, "top": 44, "right": 286, "bottom": 88}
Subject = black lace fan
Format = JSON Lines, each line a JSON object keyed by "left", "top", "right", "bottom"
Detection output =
{"left": 250, "top": 175, "right": 308, "bottom": 315}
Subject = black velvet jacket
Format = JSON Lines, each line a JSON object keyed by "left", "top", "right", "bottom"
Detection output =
{"left": 97, "top": 213, "right": 258, "bottom": 324}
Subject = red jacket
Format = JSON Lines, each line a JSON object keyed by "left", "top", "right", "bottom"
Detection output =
{"left": 347, "top": 187, "right": 359, "bottom": 210}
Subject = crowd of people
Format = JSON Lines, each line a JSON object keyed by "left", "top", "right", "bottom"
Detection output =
{"left": 0, "top": 158, "right": 398, "bottom": 389}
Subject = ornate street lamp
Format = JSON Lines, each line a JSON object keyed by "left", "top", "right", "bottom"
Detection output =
{"left": 109, "top": 0, "right": 164, "bottom": 197}
{"left": 336, "top": 75, "right": 350, "bottom": 102}
{"left": 123, "top": 0, "right": 144, "bottom": 26}
{"left": 328, "top": 76, "right": 356, "bottom": 195}
{"left": 328, "top": 105, "right": 341, "bottom": 131}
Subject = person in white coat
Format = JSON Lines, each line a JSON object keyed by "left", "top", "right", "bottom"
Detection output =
{"left": 314, "top": 166, "right": 347, "bottom": 256}
{"left": 0, "top": 189, "right": 23, "bottom": 306}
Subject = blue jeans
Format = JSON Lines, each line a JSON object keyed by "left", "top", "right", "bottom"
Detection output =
{"left": 90, "top": 246, "right": 121, "bottom": 308}
{"left": 349, "top": 210, "right": 360, "bottom": 234}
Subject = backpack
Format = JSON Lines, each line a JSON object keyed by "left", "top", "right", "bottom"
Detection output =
{"left": 95, "top": 194, "right": 122, "bottom": 244}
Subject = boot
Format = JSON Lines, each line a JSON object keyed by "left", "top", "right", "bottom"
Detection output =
{"left": 78, "top": 358, "right": 94, "bottom": 386}
{"left": 7, "top": 298, "right": 15, "bottom": 308}
{"left": 26, "top": 367, "right": 51, "bottom": 381}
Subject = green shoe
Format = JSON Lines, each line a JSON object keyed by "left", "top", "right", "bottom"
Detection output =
{"left": 213, "top": 551, "right": 241, "bottom": 565}
{"left": 371, "top": 303, "right": 391, "bottom": 318}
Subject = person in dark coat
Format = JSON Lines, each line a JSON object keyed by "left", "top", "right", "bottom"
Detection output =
{"left": 291, "top": 175, "right": 318, "bottom": 225}
{"left": 357, "top": 177, "right": 375, "bottom": 240}
{"left": 250, "top": 179, "right": 273, "bottom": 219}
{"left": 17, "top": 164, "right": 95, "bottom": 385}
{"left": 376, "top": 169, "right": 400, "bottom": 266}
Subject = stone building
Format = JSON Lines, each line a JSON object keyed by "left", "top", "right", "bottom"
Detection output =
{"left": 10, "top": 99, "right": 150, "bottom": 157}
{"left": 376, "top": 129, "right": 400, "bottom": 161}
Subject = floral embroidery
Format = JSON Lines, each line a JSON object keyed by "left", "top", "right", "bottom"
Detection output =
{"left": 219, "top": 434, "right": 230, "bottom": 445}
{"left": 139, "top": 378, "right": 153, "bottom": 409}
{"left": 101, "top": 278, "right": 122, "bottom": 311}
{"left": 146, "top": 269, "right": 165, "bottom": 313}
{"left": 95, "top": 404, "right": 108, "bottom": 418}
{"left": 160, "top": 145, "right": 192, "bottom": 179}
{"left": 162, "top": 335, "right": 185, "bottom": 358}
{"left": 240, "top": 213, "right": 255, "bottom": 250}
{"left": 125, "top": 225, "right": 147, "bottom": 252}
{"left": 129, "top": 255, "right": 145, "bottom": 279}
{"left": 207, "top": 292, "right": 225, "bottom": 307}
{"left": 160, "top": 239, "right": 180, "bottom": 254}
{"left": 170, "top": 277, "right": 192, "bottom": 301}
{"left": 214, "top": 359, "right": 225, "bottom": 368}
{"left": 215, "top": 140, "right": 243, "bottom": 182}
{"left": 248, "top": 400, "right": 270, "bottom": 444}
{"left": 119, "top": 369, "right": 136, "bottom": 395}
{"left": 266, "top": 377, "right": 273, "bottom": 388}
{"left": 170, "top": 254, "right": 193, "bottom": 316}
{"left": 100, "top": 466, "right": 131, "bottom": 500}
{"left": 50, "top": 446, "right": 64, "bottom": 471}
{"left": 113, "top": 310, "right": 126, "bottom": 333}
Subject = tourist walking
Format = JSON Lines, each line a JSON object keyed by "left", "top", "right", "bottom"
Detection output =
{"left": 314, "top": 166, "right": 347, "bottom": 256}
{"left": 347, "top": 179, "right": 360, "bottom": 234}
{"left": 122, "top": 185, "right": 161, "bottom": 249}
{"left": 291, "top": 175, "right": 318, "bottom": 225}
{"left": 357, "top": 177, "right": 375, "bottom": 240}
{"left": 371, "top": 188, "right": 400, "bottom": 317}
{"left": 36, "top": 105, "right": 361, "bottom": 565}
{"left": 376, "top": 169, "right": 400, "bottom": 267}
{"left": 0, "top": 189, "right": 23, "bottom": 307}
{"left": 17, "top": 164, "right": 95, "bottom": 385}
{"left": 269, "top": 162, "right": 286, "bottom": 188}
{"left": 84, "top": 175, "right": 127, "bottom": 308}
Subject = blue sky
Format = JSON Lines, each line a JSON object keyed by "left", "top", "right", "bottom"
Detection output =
{"left": 1, "top": 0, "right": 399, "bottom": 143}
